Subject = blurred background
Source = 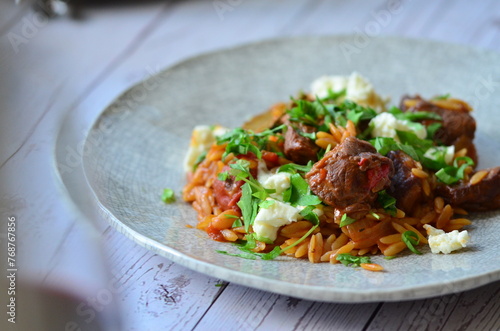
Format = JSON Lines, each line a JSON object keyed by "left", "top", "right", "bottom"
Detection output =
{"left": 0, "top": 0, "right": 499, "bottom": 330}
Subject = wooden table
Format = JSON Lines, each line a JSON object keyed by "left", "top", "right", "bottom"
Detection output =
{"left": 1, "top": 0, "right": 499, "bottom": 330}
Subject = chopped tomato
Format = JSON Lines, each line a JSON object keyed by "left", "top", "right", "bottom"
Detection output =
{"left": 262, "top": 151, "right": 280, "bottom": 169}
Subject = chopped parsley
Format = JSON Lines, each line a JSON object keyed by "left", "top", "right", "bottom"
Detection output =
{"left": 282, "top": 173, "right": 322, "bottom": 207}
{"left": 336, "top": 253, "right": 372, "bottom": 267}
{"left": 402, "top": 230, "right": 422, "bottom": 255}
{"left": 377, "top": 190, "right": 397, "bottom": 215}
{"left": 161, "top": 188, "right": 176, "bottom": 203}
{"left": 339, "top": 214, "right": 357, "bottom": 227}
{"left": 193, "top": 151, "right": 207, "bottom": 171}
{"left": 433, "top": 93, "right": 450, "bottom": 100}
{"left": 320, "top": 88, "right": 346, "bottom": 102}
{"left": 388, "top": 106, "right": 442, "bottom": 122}
{"left": 216, "top": 125, "right": 285, "bottom": 159}
{"left": 278, "top": 161, "right": 313, "bottom": 174}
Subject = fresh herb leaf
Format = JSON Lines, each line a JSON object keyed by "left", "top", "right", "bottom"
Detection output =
{"left": 388, "top": 106, "right": 442, "bottom": 121}
{"left": 237, "top": 183, "right": 256, "bottom": 232}
{"left": 339, "top": 214, "right": 357, "bottom": 227}
{"left": 231, "top": 218, "right": 243, "bottom": 228}
{"left": 433, "top": 93, "right": 450, "bottom": 100}
{"left": 258, "top": 199, "right": 276, "bottom": 209}
{"left": 321, "top": 88, "right": 346, "bottom": 102}
{"left": 369, "top": 136, "right": 420, "bottom": 161}
{"left": 299, "top": 131, "right": 316, "bottom": 140}
{"left": 377, "top": 190, "right": 397, "bottom": 215}
{"left": 396, "top": 130, "right": 433, "bottom": 152}
{"left": 426, "top": 122, "right": 442, "bottom": 139}
{"left": 161, "top": 188, "right": 176, "bottom": 203}
{"left": 216, "top": 126, "right": 285, "bottom": 159}
{"left": 297, "top": 194, "right": 322, "bottom": 206}
{"left": 193, "top": 151, "right": 207, "bottom": 171}
{"left": 216, "top": 250, "right": 256, "bottom": 260}
{"left": 435, "top": 156, "right": 474, "bottom": 185}
{"left": 286, "top": 173, "right": 322, "bottom": 207}
{"left": 402, "top": 230, "right": 422, "bottom": 255}
{"left": 217, "top": 171, "right": 229, "bottom": 181}
{"left": 299, "top": 205, "right": 320, "bottom": 225}
{"left": 278, "top": 161, "right": 313, "bottom": 174}
{"left": 260, "top": 246, "right": 282, "bottom": 260}
{"left": 279, "top": 224, "right": 319, "bottom": 254}
{"left": 336, "top": 253, "right": 371, "bottom": 267}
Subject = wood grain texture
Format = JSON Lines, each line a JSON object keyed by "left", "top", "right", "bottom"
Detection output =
{"left": 1, "top": 0, "right": 499, "bottom": 329}
{"left": 194, "top": 283, "right": 379, "bottom": 331}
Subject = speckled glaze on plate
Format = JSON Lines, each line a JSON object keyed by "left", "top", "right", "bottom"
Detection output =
{"left": 82, "top": 36, "right": 500, "bottom": 302}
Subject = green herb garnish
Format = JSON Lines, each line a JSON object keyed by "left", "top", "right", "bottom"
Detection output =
{"left": 278, "top": 161, "right": 313, "bottom": 174}
{"left": 161, "top": 188, "right": 176, "bottom": 203}
{"left": 216, "top": 125, "right": 285, "bottom": 159}
{"left": 193, "top": 151, "right": 207, "bottom": 171}
{"left": 433, "top": 93, "right": 450, "bottom": 100}
{"left": 339, "top": 214, "right": 357, "bottom": 227}
{"left": 435, "top": 156, "right": 474, "bottom": 185}
{"left": 402, "top": 230, "right": 422, "bottom": 255}
{"left": 377, "top": 190, "right": 397, "bottom": 215}
{"left": 336, "top": 253, "right": 371, "bottom": 267}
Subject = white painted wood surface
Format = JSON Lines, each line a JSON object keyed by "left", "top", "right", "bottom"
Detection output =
{"left": 1, "top": 0, "right": 499, "bottom": 330}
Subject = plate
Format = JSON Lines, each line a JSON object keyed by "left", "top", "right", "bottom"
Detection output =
{"left": 82, "top": 36, "right": 500, "bottom": 302}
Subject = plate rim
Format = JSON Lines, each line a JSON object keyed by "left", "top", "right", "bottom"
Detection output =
{"left": 79, "top": 34, "right": 500, "bottom": 303}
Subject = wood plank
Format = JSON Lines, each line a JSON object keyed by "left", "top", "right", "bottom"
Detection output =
{"left": 366, "top": 281, "right": 500, "bottom": 330}
{"left": 103, "top": 226, "right": 223, "bottom": 331}
{"left": 194, "top": 283, "right": 380, "bottom": 331}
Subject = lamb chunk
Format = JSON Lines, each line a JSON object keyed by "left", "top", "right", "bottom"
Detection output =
{"left": 306, "top": 137, "right": 394, "bottom": 219}
{"left": 400, "top": 95, "right": 477, "bottom": 164}
{"left": 387, "top": 150, "right": 427, "bottom": 214}
{"left": 435, "top": 167, "right": 500, "bottom": 211}
{"left": 284, "top": 124, "right": 319, "bottom": 165}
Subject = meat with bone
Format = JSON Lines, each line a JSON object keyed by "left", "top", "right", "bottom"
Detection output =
{"left": 306, "top": 137, "right": 394, "bottom": 219}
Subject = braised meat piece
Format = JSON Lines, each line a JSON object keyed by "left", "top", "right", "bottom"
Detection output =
{"left": 400, "top": 95, "right": 478, "bottom": 164}
{"left": 284, "top": 124, "right": 319, "bottom": 165}
{"left": 306, "top": 137, "right": 394, "bottom": 219}
{"left": 435, "top": 167, "right": 500, "bottom": 211}
{"left": 387, "top": 150, "right": 427, "bottom": 214}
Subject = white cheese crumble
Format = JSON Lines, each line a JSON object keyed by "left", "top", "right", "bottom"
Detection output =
{"left": 424, "top": 145, "right": 455, "bottom": 165}
{"left": 423, "top": 224, "right": 471, "bottom": 254}
{"left": 183, "top": 125, "right": 227, "bottom": 173}
{"left": 256, "top": 161, "right": 291, "bottom": 200}
{"left": 370, "top": 112, "right": 427, "bottom": 142}
{"left": 310, "top": 72, "right": 387, "bottom": 111}
{"left": 253, "top": 199, "right": 302, "bottom": 242}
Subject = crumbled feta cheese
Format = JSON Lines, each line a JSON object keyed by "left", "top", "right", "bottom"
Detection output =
{"left": 253, "top": 199, "right": 302, "bottom": 241}
{"left": 424, "top": 146, "right": 455, "bottom": 165}
{"left": 257, "top": 161, "right": 291, "bottom": 200}
{"left": 183, "top": 125, "right": 227, "bottom": 173}
{"left": 423, "top": 224, "right": 470, "bottom": 254}
{"left": 370, "top": 112, "right": 427, "bottom": 142}
{"left": 310, "top": 72, "right": 387, "bottom": 111}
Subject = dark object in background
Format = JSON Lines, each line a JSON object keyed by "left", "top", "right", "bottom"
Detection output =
{"left": 32, "top": 0, "right": 163, "bottom": 19}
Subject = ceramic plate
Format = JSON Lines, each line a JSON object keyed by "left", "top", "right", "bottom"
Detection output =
{"left": 82, "top": 36, "right": 500, "bottom": 302}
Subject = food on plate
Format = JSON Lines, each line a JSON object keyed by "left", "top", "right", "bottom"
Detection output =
{"left": 181, "top": 73, "right": 499, "bottom": 270}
